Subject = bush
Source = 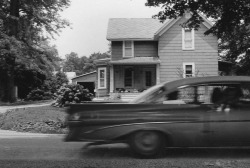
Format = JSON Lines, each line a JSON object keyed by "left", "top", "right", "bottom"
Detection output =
{"left": 26, "top": 89, "right": 53, "bottom": 101}
{"left": 52, "top": 84, "right": 93, "bottom": 107}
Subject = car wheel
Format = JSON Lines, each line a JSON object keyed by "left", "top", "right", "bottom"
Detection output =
{"left": 129, "top": 131, "right": 165, "bottom": 157}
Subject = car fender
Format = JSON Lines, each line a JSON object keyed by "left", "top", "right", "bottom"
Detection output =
{"left": 83, "top": 122, "right": 174, "bottom": 144}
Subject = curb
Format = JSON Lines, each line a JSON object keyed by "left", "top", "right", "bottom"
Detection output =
{"left": 0, "top": 129, "right": 64, "bottom": 139}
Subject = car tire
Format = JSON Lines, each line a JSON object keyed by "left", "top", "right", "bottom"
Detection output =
{"left": 129, "top": 131, "right": 165, "bottom": 157}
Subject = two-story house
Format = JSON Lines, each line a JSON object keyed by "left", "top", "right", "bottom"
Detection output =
{"left": 95, "top": 14, "right": 218, "bottom": 97}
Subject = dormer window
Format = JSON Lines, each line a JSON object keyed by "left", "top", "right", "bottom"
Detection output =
{"left": 123, "top": 41, "right": 134, "bottom": 57}
{"left": 182, "top": 28, "right": 194, "bottom": 50}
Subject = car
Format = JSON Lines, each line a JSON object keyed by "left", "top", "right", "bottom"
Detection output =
{"left": 65, "top": 76, "right": 250, "bottom": 157}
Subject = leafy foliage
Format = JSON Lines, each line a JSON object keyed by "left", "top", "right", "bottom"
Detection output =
{"left": 63, "top": 52, "right": 110, "bottom": 75}
{"left": 0, "top": 0, "right": 70, "bottom": 102}
{"left": 26, "top": 89, "right": 52, "bottom": 101}
{"left": 25, "top": 71, "right": 69, "bottom": 101}
{"left": 42, "top": 71, "right": 69, "bottom": 94}
{"left": 52, "top": 84, "right": 93, "bottom": 107}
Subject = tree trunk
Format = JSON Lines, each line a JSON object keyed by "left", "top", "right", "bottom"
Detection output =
{"left": 2, "top": 0, "right": 19, "bottom": 102}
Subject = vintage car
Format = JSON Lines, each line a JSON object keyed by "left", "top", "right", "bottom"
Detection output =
{"left": 65, "top": 76, "right": 250, "bottom": 157}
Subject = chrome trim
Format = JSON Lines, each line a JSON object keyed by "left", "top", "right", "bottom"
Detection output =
{"left": 84, "top": 121, "right": 173, "bottom": 134}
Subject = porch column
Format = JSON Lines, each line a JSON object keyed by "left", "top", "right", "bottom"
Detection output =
{"left": 110, "top": 65, "right": 114, "bottom": 93}
{"left": 156, "top": 64, "right": 160, "bottom": 84}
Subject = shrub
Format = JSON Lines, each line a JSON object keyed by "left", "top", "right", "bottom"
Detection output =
{"left": 52, "top": 84, "right": 93, "bottom": 107}
{"left": 26, "top": 89, "right": 53, "bottom": 101}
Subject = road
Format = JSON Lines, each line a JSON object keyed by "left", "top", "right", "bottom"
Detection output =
{"left": 1, "top": 136, "right": 250, "bottom": 168}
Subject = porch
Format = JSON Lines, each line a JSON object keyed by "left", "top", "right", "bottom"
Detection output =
{"left": 109, "top": 57, "right": 161, "bottom": 93}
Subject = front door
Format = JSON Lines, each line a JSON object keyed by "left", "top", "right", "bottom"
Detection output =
{"left": 143, "top": 68, "right": 156, "bottom": 88}
{"left": 124, "top": 67, "right": 134, "bottom": 88}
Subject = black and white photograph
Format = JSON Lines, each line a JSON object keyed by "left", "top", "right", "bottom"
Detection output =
{"left": 0, "top": 0, "right": 250, "bottom": 167}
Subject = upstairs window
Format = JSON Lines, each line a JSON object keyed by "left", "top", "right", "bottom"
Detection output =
{"left": 182, "top": 28, "right": 194, "bottom": 50}
{"left": 183, "top": 63, "right": 195, "bottom": 78}
{"left": 123, "top": 41, "right": 134, "bottom": 57}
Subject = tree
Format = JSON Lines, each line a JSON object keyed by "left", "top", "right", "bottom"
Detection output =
{"left": 63, "top": 52, "right": 82, "bottom": 74}
{"left": 13, "top": 42, "right": 63, "bottom": 99}
{"left": 63, "top": 52, "right": 110, "bottom": 75}
{"left": 43, "top": 71, "right": 69, "bottom": 94}
{"left": 84, "top": 52, "right": 110, "bottom": 73}
{"left": 0, "top": 0, "right": 70, "bottom": 102}
{"left": 146, "top": 0, "right": 250, "bottom": 72}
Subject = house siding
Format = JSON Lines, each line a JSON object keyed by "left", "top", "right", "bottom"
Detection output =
{"left": 158, "top": 17, "right": 218, "bottom": 83}
{"left": 111, "top": 41, "right": 158, "bottom": 60}
{"left": 134, "top": 41, "right": 158, "bottom": 57}
{"left": 111, "top": 41, "right": 123, "bottom": 61}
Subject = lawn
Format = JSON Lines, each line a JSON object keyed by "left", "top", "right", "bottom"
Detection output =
{"left": 0, "top": 106, "right": 67, "bottom": 134}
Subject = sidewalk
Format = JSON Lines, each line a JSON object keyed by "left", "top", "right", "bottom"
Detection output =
{"left": 0, "top": 129, "right": 63, "bottom": 139}
{"left": 0, "top": 101, "right": 53, "bottom": 114}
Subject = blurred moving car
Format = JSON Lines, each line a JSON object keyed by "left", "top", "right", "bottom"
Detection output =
{"left": 65, "top": 76, "right": 250, "bottom": 157}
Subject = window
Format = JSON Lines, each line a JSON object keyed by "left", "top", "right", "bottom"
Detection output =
{"left": 182, "top": 28, "right": 194, "bottom": 50}
{"left": 183, "top": 63, "right": 195, "bottom": 78}
{"left": 123, "top": 41, "right": 134, "bottom": 57}
{"left": 98, "top": 67, "right": 106, "bottom": 89}
{"left": 124, "top": 67, "right": 133, "bottom": 87}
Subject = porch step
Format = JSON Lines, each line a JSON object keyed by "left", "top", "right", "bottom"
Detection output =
{"left": 120, "top": 93, "right": 140, "bottom": 102}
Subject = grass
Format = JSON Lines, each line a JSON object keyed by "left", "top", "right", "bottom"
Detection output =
{"left": 0, "top": 106, "right": 67, "bottom": 134}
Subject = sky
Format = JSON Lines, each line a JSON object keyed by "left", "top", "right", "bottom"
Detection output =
{"left": 52, "top": 0, "right": 161, "bottom": 58}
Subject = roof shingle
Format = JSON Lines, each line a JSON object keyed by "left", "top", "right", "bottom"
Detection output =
{"left": 106, "top": 18, "right": 163, "bottom": 40}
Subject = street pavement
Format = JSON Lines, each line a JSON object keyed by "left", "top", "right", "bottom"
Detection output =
{"left": 1, "top": 136, "right": 250, "bottom": 168}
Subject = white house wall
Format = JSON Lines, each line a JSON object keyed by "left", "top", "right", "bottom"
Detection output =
{"left": 158, "top": 17, "right": 218, "bottom": 83}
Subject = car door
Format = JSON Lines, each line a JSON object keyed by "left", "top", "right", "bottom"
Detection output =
{"left": 207, "top": 83, "right": 250, "bottom": 147}
{"left": 160, "top": 85, "right": 212, "bottom": 147}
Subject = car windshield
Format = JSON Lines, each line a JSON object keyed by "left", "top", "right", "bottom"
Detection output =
{"left": 131, "top": 84, "right": 166, "bottom": 103}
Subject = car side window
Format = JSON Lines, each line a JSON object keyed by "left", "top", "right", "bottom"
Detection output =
{"left": 158, "top": 83, "right": 250, "bottom": 105}
{"left": 164, "top": 85, "right": 207, "bottom": 104}
{"left": 165, "top": 85, "right": 224, "bottom": 105}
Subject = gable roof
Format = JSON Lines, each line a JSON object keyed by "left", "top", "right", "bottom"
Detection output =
{"left": 106, "top": 18, "right": 163, "bottom": 40}
{"left": 107, "top": 14, "right": 214, "bottom": 41}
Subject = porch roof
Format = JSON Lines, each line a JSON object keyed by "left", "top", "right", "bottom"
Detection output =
{"left": 110, "top": 57, "right": 161, "bottom": 65}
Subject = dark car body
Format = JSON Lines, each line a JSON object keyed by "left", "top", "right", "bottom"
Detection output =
{"left": 65, "top": 76, "right": 250, "bottom": 156}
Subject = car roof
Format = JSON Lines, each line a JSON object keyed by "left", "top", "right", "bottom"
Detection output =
{"left": 163, "top": 76, "right": 250, "bottom": 91}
